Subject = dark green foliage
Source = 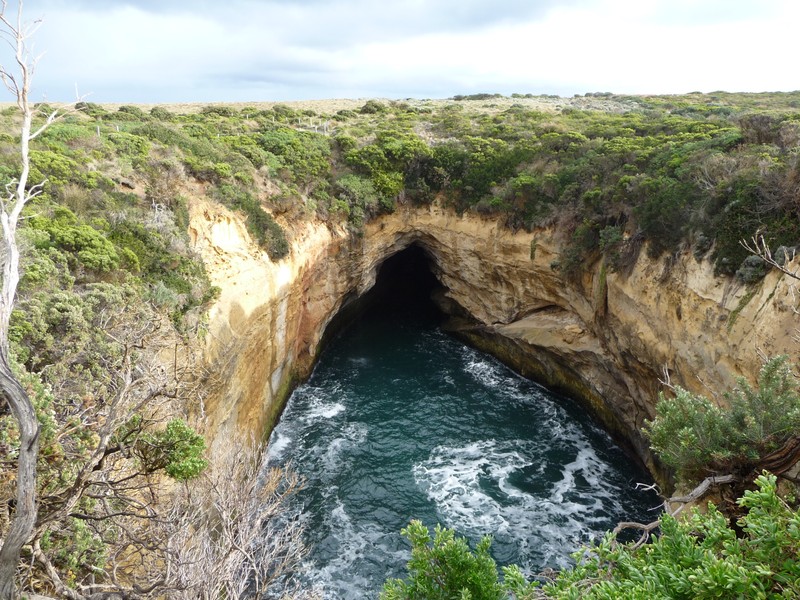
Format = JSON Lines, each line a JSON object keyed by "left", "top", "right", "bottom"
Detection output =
{"left": 106, "top": 131, "right": 151, "bottom": 159}
{"left": 346, "top": 129, "right": 432, "bottom": 203}
{"left": 547, "top": 473, "right": 800, "bottom": 599}
{"left": 28, "top": 206, "right": 120, "bottom": 273}
{"left": 200, "top": 104, "right": 238, "bottom": 117}
{"left": 644, "top": 356, "right": 800, "bottom": 483}
{"left": 74, "top": 101, "right": 108, "bottom": 119}
{"left": 133, "top": 121, "right": 253, "bottom": 184}
{"left": 332, "top": 173, "right": 379, "bottom": 226}
{"left": 40, "top": 91, "right": 799, "bottom": 267}
{"left": 133, "top": 121, "right": 193, "bottom": 148}
{"left": 258, "top": 127, "right": 331, "bottom": 193}
{"left": 149, "top": 106, "right": 174, "bottom": 121}
{"left": 381, "top": 520, "right": 538, "bottom": 600}
{"left": 452, "top": 93, "right": 504, "bottom": 101}
{"left": 385, "top": 478, "right": 800, "bottom": 600}
{"left": 360, "top": 99, "right": 388, "bottom": 114}
{"left": 115, "top": 104, "right": 148, "bottom": 120}
{"left": 10, "top": 94, "right": 800, "bottom": 304}
{"left": 736, "top": 254, "right": 767, "bottom": 283}
{"left": 269, "top": 103, "right": 301, "bottom": 122}
{"left": 558, "top": 219, "right": 601, "bottom": 274}
{"left": 633, "top": 176, "right": 695, "bottom": 257}
{"left": 134, "top": 418, "right": 208, "bottom": 480}
{"left": 334, "top": 108, "right": 358, "bottom": 120}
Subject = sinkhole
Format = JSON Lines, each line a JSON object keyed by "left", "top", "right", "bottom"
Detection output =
{"left": 266, "top": 241, "right": 659, "bottom": 598}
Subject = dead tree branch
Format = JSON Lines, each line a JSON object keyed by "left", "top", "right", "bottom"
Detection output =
{"left": 741, "top": 234, "right": 800, "bottom": 281}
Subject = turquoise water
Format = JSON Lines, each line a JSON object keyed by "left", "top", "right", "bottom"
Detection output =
{"left": 265, "top": 306, "right": 659, "bottom": 598}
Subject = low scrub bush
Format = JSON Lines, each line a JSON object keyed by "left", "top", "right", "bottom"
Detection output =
{"left": 644, "top": 356, "right": 800, "bottom": 483}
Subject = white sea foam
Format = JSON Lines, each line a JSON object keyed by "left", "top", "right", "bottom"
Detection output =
{"left": 413, "top": 437, "right": 629, "bottom": 570}
{"left": 265, "top": 430, "right": 291, "bottom": 461}
{"left": 321, "top": 422, "right": 368, "bottom": 476}
{"left": 463, "top": 354, "right": 507, "bottom": 390}
{"left": 302, "top": 500, "right": 404, "bottom": 599}
{"left": 299, "top": 385, "right": 347, "bottom": 423}
{"left": 414, "top": 440, "right": 525, "bottom": 535}
{"left": 461, "top": 349, "right": 550, "bottom": 409}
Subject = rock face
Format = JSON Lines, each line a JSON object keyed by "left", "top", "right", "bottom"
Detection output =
{"left": 189, "top": 199, "right": 798, "bottom": 479}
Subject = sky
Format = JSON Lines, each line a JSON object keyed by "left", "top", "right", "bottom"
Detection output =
{"left": 3, "top": 0, "right": 798, "bottom": 104}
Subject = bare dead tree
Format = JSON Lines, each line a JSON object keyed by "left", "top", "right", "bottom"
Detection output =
{"left": 0, "top": 2, "right": 61, "bottom": 597}
{"left": 741, "top": 234, "right": 800, "bottom": 282}
{"left": 163, "top": 444, "right": 319, "bottom": 600}
{"left": 12, "top": 302, "right": 207, "bottom": 599}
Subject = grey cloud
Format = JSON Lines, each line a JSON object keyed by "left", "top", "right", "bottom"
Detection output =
{"left": 37, "top": 0, "right": 581, "bottom": 46}
{"left": 15, "top": 0, "right": 799, "bottom": 104}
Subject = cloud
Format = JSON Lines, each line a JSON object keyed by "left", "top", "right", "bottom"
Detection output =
{"left": 6, "top": 0, "right": 800, "bottom": 103}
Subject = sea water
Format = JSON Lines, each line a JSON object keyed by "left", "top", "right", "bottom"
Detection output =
{"left": 265, "top": 309, "right": 659, "bottom": 598}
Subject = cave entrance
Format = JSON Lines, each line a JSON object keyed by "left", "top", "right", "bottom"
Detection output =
{"left": 323, "top": 243, "right": 446, "bottom": 345}
{"left": 362, "top": 243, "right": 444, "bottom": 324}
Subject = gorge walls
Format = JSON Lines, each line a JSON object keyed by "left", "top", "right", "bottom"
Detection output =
{"left": 189, "top": 199, "right": 799, "bottom": 477}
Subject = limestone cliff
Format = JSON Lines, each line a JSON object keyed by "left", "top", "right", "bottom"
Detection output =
{"left": 189, "top": 199, "right": 798, "bottom": 478}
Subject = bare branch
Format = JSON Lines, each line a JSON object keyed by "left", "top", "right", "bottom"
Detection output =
{"left": 612, "top": 519, "right": 661, "bottom": 550}
{"left": 741, "top": 234, "right": 800, "bottom": 281}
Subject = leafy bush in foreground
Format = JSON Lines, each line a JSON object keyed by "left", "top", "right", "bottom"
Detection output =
{"left": 381, "top": 520, "right": 538, "bottom": 600}
{"left": 547, "top": 473, "right": 800, "bottom": 599}
{"left": 386, "top": 474, "right": 800, "bottom": 599}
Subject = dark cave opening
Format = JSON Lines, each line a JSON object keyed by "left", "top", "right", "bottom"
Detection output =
{"left": 322, "top": 243, "right": 446, "bottom": 345}
{"left": 362, "top": 243, "right": 444, "bottom": 323}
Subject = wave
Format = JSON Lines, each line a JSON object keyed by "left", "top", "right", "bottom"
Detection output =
{"left": 413, "top": 438, "right": 644, "bottom": 570}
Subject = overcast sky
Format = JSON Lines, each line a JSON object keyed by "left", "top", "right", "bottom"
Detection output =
{"left": 6, "top": 0, "right": 799, "bottom": 103}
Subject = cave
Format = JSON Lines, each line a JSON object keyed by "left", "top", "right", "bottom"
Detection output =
{"left": 362, "top": 243, "right": 444, "bottom": 322}
{"left": 322, "top": 243, "right": 447, "bottom": 345}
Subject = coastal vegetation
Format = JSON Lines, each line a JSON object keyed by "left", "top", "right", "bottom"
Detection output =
{"left": 7, "top": 88, "right": 800, "bottom": 279}
{"left": 385, "top": 474, "right": 800, "bottom": 598}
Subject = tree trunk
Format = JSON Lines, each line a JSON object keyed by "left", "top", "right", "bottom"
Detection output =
{"left": 0, "top": 351, "right": 39, "bottom": 600}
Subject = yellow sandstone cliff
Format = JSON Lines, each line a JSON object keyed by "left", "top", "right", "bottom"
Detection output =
{"left": 189, "top": 198, "right": 798, "bottom": 477}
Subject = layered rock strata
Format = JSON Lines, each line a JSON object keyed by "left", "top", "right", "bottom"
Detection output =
{"left": 189, "top": 199, "right": 798, "bottom": 480}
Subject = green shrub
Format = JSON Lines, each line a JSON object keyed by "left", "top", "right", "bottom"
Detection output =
{"left": 149, "top": 106, "right": 174, "bottom": 121}
{"left": 644, "top": 356, "right": 800, "bottom": 483}
{"left": 633, "top": 176, "right": 694, "bottom": 257}
{"left": 334, "top": 109, "right": 357, "bottom": 120}
{"left": 333, "top": 173, "right": 379, "bottom": 226}
{"left": 133, "top": 418, "right": 208, "bottom": 480}
{"left": 381, "top": 520, "right": 538, "bottom": 600}
{"left": 258, "top": 127, "right": 331, "bottom": 188}
{"left": 30, "top": 150, "right": 83, "bottom": 188}
{"left": 547, "top": 473, "right": 800, "bottom": 599}
{"left": 386, "top": 475, "right": 800, "bottom": 600}
{"left": 29, "top": 208, "right": 120, "bottom": 273}
{"left": 74, "top": 101, "right": 108, "bottom": 119}
{"left": 360, "top": 99, "right": 388, "bottom": 114}
{"left": 107, "top": 131, "right": 151, "bottom": 159}
{"left": 115, "top": 105, "right": 148, "bottom": 120}
{"left": 735, "top": 254, "right": 768, "bottom": 283}
{"left": 200, "top": 105, "right": 237, "bottom": 117}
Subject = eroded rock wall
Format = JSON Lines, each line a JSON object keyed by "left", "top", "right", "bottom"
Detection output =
{"left": 190, "top": 199, "right": 798, "bottom": 475}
